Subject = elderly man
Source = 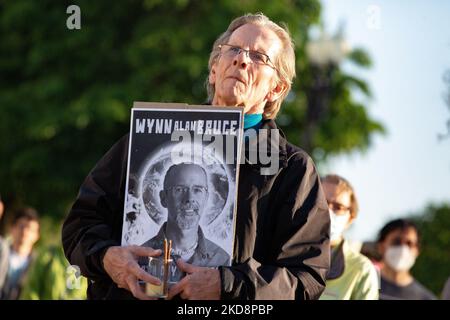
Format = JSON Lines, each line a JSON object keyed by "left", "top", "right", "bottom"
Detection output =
{"left": 62, "top": 13, "right": 329, "bottom": 300}
{"left": 142, "top": 163, "right": 230, "bottom": 266}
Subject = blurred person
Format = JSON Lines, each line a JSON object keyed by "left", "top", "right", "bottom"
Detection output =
{"left": 0, "top": 207, "right": 40, "bottom": 299}
{"left": 0, "top": 193, "right": 4, "bottom": 221}
{"left": 360, "top": 241, "right": 383, "bottom": 265}
{"left": 377, "top": 219, "right": 436, "bottom": 300}
{"left": 62, "top": 13, "right": 330, "bottom": 300}
{"left": 0, "top": 193, "right": 5, "bottom": 236}
{"left": 319, "top": 174, "right": 379, "bottom": 300}
{"left": 441, "top": 277, "right": 450, "bottom": 300}
{"left": 0, "top": 193, "right": 7, "bottom": 290}
{"left": 20, "top": 245, "right": 88, "bottom": 300}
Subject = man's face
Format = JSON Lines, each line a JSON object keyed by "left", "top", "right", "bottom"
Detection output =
{"left": 161, "top": 165, "right": 208, "bottom": 231}
{"left": 209, "top": 23, "right": 283, "bottom": 114}
{"left": 10, "top": 218, "right": 40, "bottom": 249}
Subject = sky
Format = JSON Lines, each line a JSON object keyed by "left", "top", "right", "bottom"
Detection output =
{"left": 320, "top": 0, "right": 450, "bottom": 242}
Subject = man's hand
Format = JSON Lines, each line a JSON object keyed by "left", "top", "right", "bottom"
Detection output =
{"left": 103, "top": 245, "right": 162, "bottom": 300}
{"left": 168, "top": 259, "right": 221, "bottom": 300}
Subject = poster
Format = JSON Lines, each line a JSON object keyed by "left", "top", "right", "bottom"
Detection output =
{"left": 121, "top": 102, "right": 243, "bottom": 268}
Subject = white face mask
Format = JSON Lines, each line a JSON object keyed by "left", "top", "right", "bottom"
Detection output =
{"left": 385, "top": 245, "right": 416, "bottom": 272}
{"left": 329, "top": 209, "right": 350, "bottom": 242}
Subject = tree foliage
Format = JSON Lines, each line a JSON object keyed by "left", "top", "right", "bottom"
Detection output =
{"left": 0, "top": 0, "right": 383, "bottom": 219}
{"left": 409, "top": 203, "right": 450, "bottom": 297}
{"left": 279, "top": 45, "right": 385, "bottom": 160}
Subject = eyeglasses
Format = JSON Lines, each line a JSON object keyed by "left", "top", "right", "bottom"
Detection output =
{"left": 218, "top": 44, "right": 277, "bottom": 70}
{"left": 166, "top": 185, "right": 208, "bottom": 197}
{"left": 328, "top": 201, "right": 351, "bottom": 214}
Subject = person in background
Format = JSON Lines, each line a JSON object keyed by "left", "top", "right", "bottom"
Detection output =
{"left": 0, "top": 194, "right": 4, "bottom": 221}
{"left": 0, "top": 193, "right": 7, "bottom": 290}
{"left": 377, "top": 219, "right": 436, "bottom": 300}
{"left": 20, "top": 245, "right": 88, "bottom": 300}
{"left": 0, "top": 207, "right": 40, "bottom": 299}
{"left": 360, "top": 241, "right": 383, "bottom": 270}
{"left": 0, "top": 193, "right": 6, "bottom": 236}
{"left": 441, "top": 277, "right": 450, "bottom": 300}
{"left": 319, "top": 174, "right": 379, "bottom": 300}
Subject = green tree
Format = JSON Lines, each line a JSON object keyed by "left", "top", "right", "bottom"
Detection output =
{"left": 279, "top": 38, "right": 385, "bottom": 160}
{"left": 0, "top": 0, "right": 383, "bottom": 221}
{"left": 409, "top": 203, "right": 450, "bottom": 297}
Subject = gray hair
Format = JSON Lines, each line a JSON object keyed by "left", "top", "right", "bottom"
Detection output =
{"left": 206, "top": 13, "right": 296, "bottom": 119}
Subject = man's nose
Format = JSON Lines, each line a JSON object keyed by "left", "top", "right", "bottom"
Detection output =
{"left": 182, "top": 188, "right": 194, "bottom": 202}
{"left": 233, "top": 50, "right": 251, "bottom": 69}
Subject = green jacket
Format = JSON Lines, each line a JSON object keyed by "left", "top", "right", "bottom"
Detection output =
{"left": 320, "top": 240, "right": 379, "bottom": 300}
{"left": 20, "top": 246, "right": 87, "bottom": 300}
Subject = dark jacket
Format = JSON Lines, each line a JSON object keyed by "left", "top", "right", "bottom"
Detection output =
{"left": 62, "top": 119, "right": 330, "bottom": 300}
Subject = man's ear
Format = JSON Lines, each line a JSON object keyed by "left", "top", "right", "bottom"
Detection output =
{"left": 266, "top": 81, "right": 287, "bottom": 103}
{"left": 160, "top": 190, "right": 167, "bottom": 208}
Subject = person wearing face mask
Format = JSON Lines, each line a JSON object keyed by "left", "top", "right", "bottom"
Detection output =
{"left": 377, "top": 219, "right": 436, "bottom": 300}
{"left": 319, "top": 174, "right": 379, "bottom": 300}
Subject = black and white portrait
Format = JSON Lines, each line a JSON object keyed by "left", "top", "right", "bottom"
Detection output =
{"left": 121, "top": 104, "right": 243, "bottom": 267}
